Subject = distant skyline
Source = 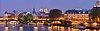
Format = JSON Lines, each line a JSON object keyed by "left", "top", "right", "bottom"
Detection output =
{"left": 0, "top": 0, "right": 98, "bottom": 16}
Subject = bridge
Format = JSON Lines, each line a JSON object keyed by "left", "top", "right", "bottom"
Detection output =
{"left": 0, "top": 18, "right": 66, "bottom": 23}
{"left": 0, "top": 18, "right": 17, "bottom": 21}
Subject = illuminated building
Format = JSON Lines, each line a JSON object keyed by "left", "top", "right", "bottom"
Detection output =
{"left": 64, "top": 9, "right": 89, "bottom": 22}
{"left": 64, "top": 0, "right": 100, "bottom": 23}
{"left": 4, "top": 11, "right": 16, "bottom": 20}
{"left": 4, "top": 11, "right": 14, "bottom": 17}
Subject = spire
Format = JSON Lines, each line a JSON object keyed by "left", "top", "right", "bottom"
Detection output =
{"left": 33, "top": 8, "right": 36, "bottom": 14}
{"left": 4, "top": 11, "right": 8, "bottom": 14}
{"left": 94, "top": 0, "right": 100, "bottom": 7}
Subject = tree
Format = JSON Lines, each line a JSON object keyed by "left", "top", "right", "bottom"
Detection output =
{"left": 25, "top": 13, "right": 33, "bottom": 22}
{"left": 18, "top": 12, "right": 33, "bottom": 23}
{"left": 18, "top": 13, "right": 25, "bottom": 22}
{"left": 90, "top": 7, "right": 100, "bottom": 22}
{"left": 49, "top": 9, "right": 62, "bottom": 20}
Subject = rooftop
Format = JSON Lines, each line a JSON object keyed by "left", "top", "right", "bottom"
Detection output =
{"left": 65, "top": 9, "right": 89, "bottom": 14}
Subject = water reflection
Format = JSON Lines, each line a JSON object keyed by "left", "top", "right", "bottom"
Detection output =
{"left": 94, "top": 30, "right": 96, "bottom": 31}
{"left": 34, "top": 27, "right": 38, "bottom": 31}
{"left": 5, "top": 27, "right": 8, "bottom": 31}
{"left": 0, "top": 22, "right": 100, "bottom": 31}
{"left": 20, "top": 27, "right": 23, "bottom": 31}
{"left": 48, "top": 26, "right": 52, "bottom": 31}
{"left": 60, "top": 26, "right": 64, "bottom": 31}
{"left": 68, "top": 27, "right": 71, "bottom": 31}
{"left": 85, "top": 29, "right": 90, "bottom": 31}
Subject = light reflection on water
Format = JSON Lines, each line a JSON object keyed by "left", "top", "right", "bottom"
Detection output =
{"left": 34, "top": 27, "right": 38, "bottom": 31}
{"left": 20, "top": 27, "right": 23, "bottom": 31}
{"left": 0, "top": 23, "right": 99, "bottom": 31}
{"left": 5, "top": 27, "right": 8, "bottom": 31}
{"left": 99, "top": 29, "right": 100, "bottom": 31}
{"left": 48, "top": 26, "right": 52, "bottom": 31}
{"left": 85, "top": 29, "right": 90, "bottom": 31}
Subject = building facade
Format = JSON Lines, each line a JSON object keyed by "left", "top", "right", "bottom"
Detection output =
{"left": 64, "top": 9, "right": 89, "bottom": 22}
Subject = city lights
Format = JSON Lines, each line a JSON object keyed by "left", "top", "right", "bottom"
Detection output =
{"left": 0, "top": 0, "right": 100, "bottom": 31}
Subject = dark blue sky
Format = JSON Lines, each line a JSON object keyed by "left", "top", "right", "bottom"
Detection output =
{"left": 0, "top": 0, "right": 98, "bottom": 16}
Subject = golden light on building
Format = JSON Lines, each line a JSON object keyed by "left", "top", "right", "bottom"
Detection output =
{"left": 97, "top": 17, "right": 100, "bottom": 22}
{"left": 84, "top": 22, "right": 89, "bottom": 26}
{"left": 64, "top": 14, "right": 89, "bottom": 21}
{"left": 64, "top": 10, "right": 89, "bottom": 23}
{"left": 92, "top": 23, "right": 97, "bottom": 27}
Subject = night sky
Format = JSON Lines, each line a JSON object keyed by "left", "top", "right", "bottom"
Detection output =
{"left": 0, "top": 0, "right": 98, "bottom": 16}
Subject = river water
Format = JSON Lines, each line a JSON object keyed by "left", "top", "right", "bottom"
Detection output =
{"left": 0, "top": 22, "right": 100, "bottom": 31}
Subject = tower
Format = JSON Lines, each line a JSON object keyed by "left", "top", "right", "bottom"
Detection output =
{"left": 32, "top": 8, "right": 37, "bottom": 19}
{"left": 33, "top": 8, "right": 36, "bottom": 14}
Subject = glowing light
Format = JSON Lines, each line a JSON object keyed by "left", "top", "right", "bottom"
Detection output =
{"left": 84, "top": 22, "right": 88, "bottom": 24}
{"left": 68, "top": 27, "right": 71, "bottom": 31}
{"left": 94, "top": 29, "right": 97, "bottom": 31}
{"left": 34, "top": 27, "right": 38, "bottom": 31}
{"left": 12, "top": 26, "right": 15, "bottom": 28}
{"left": 83, "top": 11, "right": 85, "bottom": 13}
{"left": 48, "top": 26, "right": 52, "bottom": 31}
{"left": 71, "top": 28, "right": 74, "bottom": 31}
{"left": 92, "top": 23, "right": 97, "bottom": 26}
{"left": 52, "top": 21, "right": 61, "bottom": 24}
{"left": 84, "top": 22, "right": 89, "bottom": 26}
{"left": 20, "top": 26, "right": 23, "bottom": 31}
{"left": 10, "top": 21, "right": 16, "bottom": 24}
{"left": 85, "top": 29, "right": 90, "bottom": 31}
{"left": 60, "top": 27, "right": 64, "bottom": 31}
{"left": 5, "top": 27, "right": 8, "bottom": 31}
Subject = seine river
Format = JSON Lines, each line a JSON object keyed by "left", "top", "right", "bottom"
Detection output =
{"left": 0, "top": 21, "right": 100, "bottom": 31}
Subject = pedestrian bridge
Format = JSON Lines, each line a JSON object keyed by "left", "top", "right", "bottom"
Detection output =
{"left": 0, "top": 18, "right": 17, "bottom": 21}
